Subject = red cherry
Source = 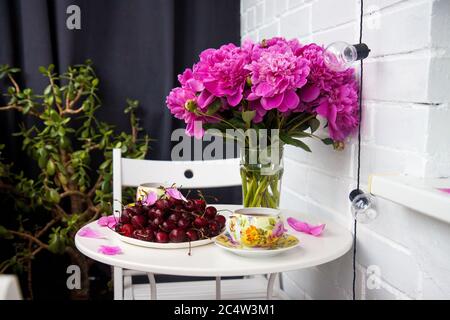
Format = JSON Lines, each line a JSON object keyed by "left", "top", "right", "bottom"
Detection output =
{"left": 169, "top": 228, "right": 186, "bottom": 242}
{"left": 193, "top": 199, "right": 206, "bottom": 211}
{"left": 120, "top": 224, "right": 134, "bottom": 237}
{"left": 204, "top": 206, "right": 217, "bottom": 220}
{"left": 177, "top": 218, "right": 191, "bottom": 229}
{"left": 186, "top": 229, "right": 199, "bottom": 241}
{"left": 120, "top": 214, "right": 130, "bottom": 224}
{"left": 168, "top": 212, "right": 181, "bottom": 223}
{"left": 155, "top": 199, "right": 170, "bottom": 211}
{"left": 184, "top": 200, "right": 195, "bottom": 211}
{"left": 153, "top": 217, "right": 164, "bottom": 226}
{"left": 155, "top": 231, "right": 169, "bottom": 243}
{"left": 161, "top": 220, "right": 176, "bottom": 232}
{"left": 214, "top": 215, "right": 226, "bottom": 229}
{"left": 133, "top": 229, "right": 154, "bottom": 241}
{"left": 168, "top": 196, "right": 182, "bottom": 206}
{"left": 131, "top": 215, "right": 147, "bottom": 229}
{"left": 208, "top": 221, "right": 220, "bottom": 236}
{"left": 193, "top": 216, "right": 208, "bottom": 228}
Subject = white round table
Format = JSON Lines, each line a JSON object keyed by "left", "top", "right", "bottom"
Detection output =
{"left": 75, "top": 205, "right": 352, "bottom": 299}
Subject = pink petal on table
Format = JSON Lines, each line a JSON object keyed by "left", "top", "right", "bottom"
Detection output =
{"left": 98, "top": 215, "right": 117, "bottom": 228}
{"left": 143, "top": 192, "right": 157, "bottom": 206}
{"left": 107, "top": 216, "right": 117, "bottom": 229}
{"left": 78, "top": 227, "right": 104, "bottom": 239}
{"left": 97, "top": 216, "right": 109, "bottom": 227}
{"left": 287, "top": 217, "right": 326, "bottom": 237}
{"left": 437, "top": 188, "right": 450, "bottom": 194}
{"left": 98, "top": 245, "right": 122, "bottom": 255}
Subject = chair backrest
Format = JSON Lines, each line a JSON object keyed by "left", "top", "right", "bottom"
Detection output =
{"left": 112, "top": 149, "right": 241, "bottom": 215}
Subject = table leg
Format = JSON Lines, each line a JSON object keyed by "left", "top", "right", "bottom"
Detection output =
{"left": 266, "top": 273, "right": 278, "bottom": 300}
{"left": 216, "top": 276, "right": 221, "bottom": 300}
{"left": 147, "top": 273, "right": 157, "bottom": 300}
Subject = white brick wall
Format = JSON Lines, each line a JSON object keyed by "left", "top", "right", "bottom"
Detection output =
{"left": 241, "top": 0, "right": 450, "bottom": 299}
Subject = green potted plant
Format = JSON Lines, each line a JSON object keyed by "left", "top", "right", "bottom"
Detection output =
{"left": 0, "top": 61, "right": 150, "bottom": 299}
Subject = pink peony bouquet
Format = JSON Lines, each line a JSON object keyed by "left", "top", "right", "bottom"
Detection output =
{"left": 166, "top": 37, "right": 359, "bottom": 149}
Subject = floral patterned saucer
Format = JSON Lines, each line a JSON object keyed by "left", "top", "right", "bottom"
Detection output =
{"left": 214, "top": 233, "right": 300, "bottom": 257}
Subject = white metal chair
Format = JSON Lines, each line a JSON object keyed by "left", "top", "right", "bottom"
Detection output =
{"left": 112, "top": 148, "right": 242, "bottom": 300}
{"left": 0, "top": 275, "right": 23, "bottom": 300}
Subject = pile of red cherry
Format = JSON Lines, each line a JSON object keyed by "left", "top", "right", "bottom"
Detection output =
{"left": 115, "top": 196, "right": 226, "bottom": 243}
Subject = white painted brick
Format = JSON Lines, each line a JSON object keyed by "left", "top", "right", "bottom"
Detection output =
{"left": 359, "top": 144, "right": 407, "bottom": 181}
{"left": 356, "top": 226, "right": 422, "bottom": 297}
{"left": 258, "top": 20, "right": 279, "bottom": 40}
{"left": 364, "top": 1, "right": 433, "bottom": 57}
{"left": 429, "top": 57, "right": 450, "bottom": 102}
{"left": 264, "top": 0, "right": 277, "bottom": 22}
{"left": 282, "top": 159, "right": 310, "bottom": 196}
{"left": 285, "top": 141, "right": 356, "bottom": 179}
{"left": 431, "top": 0, "right": 450, "bottom": 48}
{"left": 311, "top": 22, "right": 358, "bottom": 46}
{"left": 365, "top": 277, "right": 411, "bottom": 300}
{"left": 372, "top": 103, "right": 429, "bottom": 153}
{"left": 242, "top": 0, "right": 450, "bottom": 300}
{"left": 242, "top": 0, "right": 259, "bottom": 12}
{"left": 255, "top": 2, "right": 265, "bottom": 27}
{"left": 241, "top": 13, "right": 248, "bottom": 34}
{"left": 426, "top": 105, "right": 450, "bottom": 155}
{"left": 247, "top": 6, "right": 257, "bottom": 30}
{"left": 311, "top": 0, "right": 357, "bottom": 31}
{"left": 288, "top": 0, "right": 304, "bottom": 9}
{"left": 280, "top": 6, "right": 311, "bottom": 38}
{"left": 363, "top": 0, "right": 404, "bottom": 11}
{"left": 363, "top": 55, "right": 431, "bottom": 103}
{"left": 307, "top": 170, "right": 352, "bottom": 216}
{"left": 281, "top": 273, "right": 307, "bottom": 299}
{"left": 276, "top": 0, "right": 289, "bottom": 16}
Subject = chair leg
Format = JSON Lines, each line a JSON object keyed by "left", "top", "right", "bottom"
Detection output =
{"left": 266, "top": 273, "right": 278, "bottom": 300}
{"left": 215, "top": 276, "right": 221, "bottom": 300}
{"left": 123, "top": 275, "right": 133, "bottom": 300}
{"left": 147, "top": 273, "right": 157, "bottom": 300}
{"left": 113, "top": 267, "right": 124, "bottom": 300}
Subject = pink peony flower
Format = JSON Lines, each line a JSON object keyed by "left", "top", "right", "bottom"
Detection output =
{"left": 165, "top": 87, "right": 206, "bottom": 138}
{"left": 316, "top": 83, "right": 359, "bottom": 141}
{"left": 193, "top": 43, "right": 251, "bottom": 107}
{"left": 246, "top": 43, "right": 310, "bottom": 111}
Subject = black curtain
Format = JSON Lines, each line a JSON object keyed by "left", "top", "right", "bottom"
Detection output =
{"left": 0, "top": 0, "right": 240, "bottom": 160}
{"left": 0, "top": 0, "right": 240, "bottom": 299}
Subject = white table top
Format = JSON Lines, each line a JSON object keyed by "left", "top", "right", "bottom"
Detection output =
{"left": 75, "top": 205, "right": 353, "bottom": 277}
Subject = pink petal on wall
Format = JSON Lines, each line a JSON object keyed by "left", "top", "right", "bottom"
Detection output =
{"left": 78, "top": 227, "right": 105, "bottom": 239}
{"left": 98, "top": 245, "right": 122, "bottom": 255}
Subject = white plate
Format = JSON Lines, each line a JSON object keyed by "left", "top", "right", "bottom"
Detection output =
{"left": 116, "top": 232, "right": 215, "bottom": 249}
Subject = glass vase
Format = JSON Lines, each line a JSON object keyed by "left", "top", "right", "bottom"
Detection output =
{"left": 240, "top": 144, "right": 284, "bottom": 209}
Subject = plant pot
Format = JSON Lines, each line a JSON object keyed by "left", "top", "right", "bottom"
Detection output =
{"left": 240, "top": 144, "right": 284, "bottom": 209}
